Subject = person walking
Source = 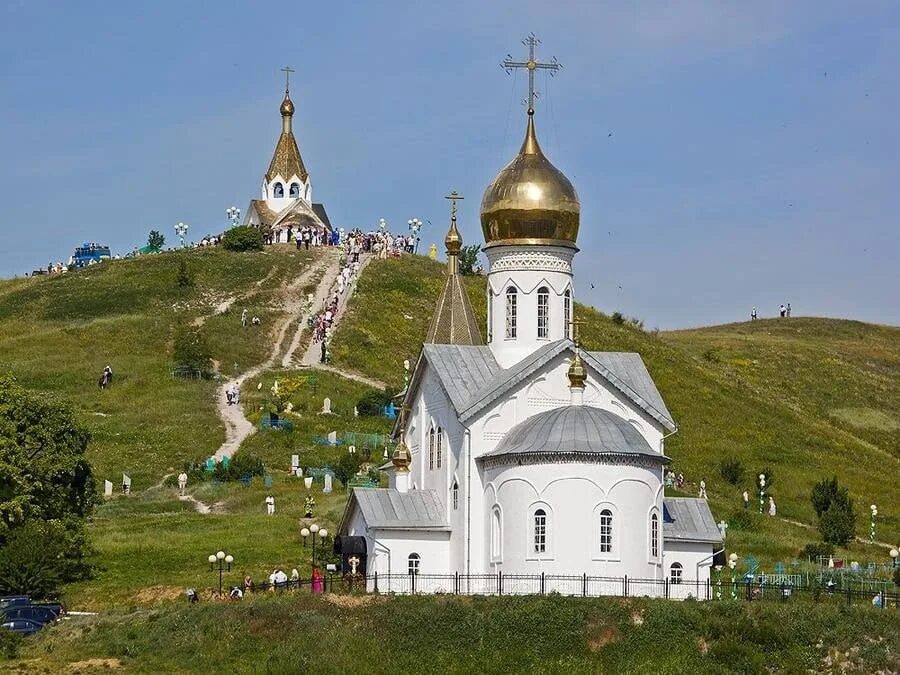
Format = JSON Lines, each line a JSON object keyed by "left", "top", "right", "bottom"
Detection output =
{"left": 786, "top": 302, "right": 791, "bottom": 317}
{"left": 699, "top": 480, "right": 708, "bottom": 499}
{"left": 768, "top": 496, "right": 777, "bottom": 517}
{"left": 265, "top": 495, "right": 275, "bottom": 515}
{"left": 177, "top": 471, "right": 188, "bottom": 496}
{"left": 742, "top": 490, "right": 749, "bottom": 509}
{"left": 241, "top": 309, "right": 248, "bottom": 327}
{"left": 751, "top": 307, "right": 758, "bottom": 321}
{"left": 779, "top": 304, "right": 786, "bottom": 318}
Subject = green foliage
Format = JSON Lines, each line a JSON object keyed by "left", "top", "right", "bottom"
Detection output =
{"left": 702, "top": 348, "right": 719, "bottom": 362}
{"left": 0, "top": 629, "right": 21, "bottom": 660}
{"left": 611, "top": 311, "right": 625, "bottom": 325}
{"left": 215, "top": 452, "right": 266, "bottom": 482}
{"left": 0, "top": 520, "right": 92, "bottom": 598}
{"left": 458, "top": 244, "right": 482, "bottom": 276}
{"left": 727, "top": 508, "right": 760, "bottom": 533}
{"left": 221, "top": 226, "right": 263, "bottom": 252}
{"left": 356, "top": 390, "right": 390, "bottom": 417}
{"left": 334, "top": 451, "right": 361, "bottom": 487}
{"left": 175, "top": 260, "right": 194, "bottom": 289}
{"left": 719, "top": 457, "right": 745, "bottom": 485}
{"left": 147, "top": 230, "right": 165, "bottom": 250}
{"left": 171, "top": 326, "right": 212, "bottom": 374}
{"left": 799, "top": 542, "right": 835, "bottom": 561}
{"left": 811, "top": 476, "right": 856, "bottom": 545}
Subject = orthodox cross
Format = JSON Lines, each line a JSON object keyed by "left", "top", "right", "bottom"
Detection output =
{"left": 445, "top": 190, "right": 464, "bottom": 221}
{"left": 281, "top": 65, "right": 295, "bottom": 94}
{"left": 502, "top": 33, "right": 561, "bottom": 113}
{"left": 568, "top": 317, "right": 587, "bottom": 348}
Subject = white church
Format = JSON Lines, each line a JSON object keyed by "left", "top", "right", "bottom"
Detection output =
{"left": 337, "top": 55, "right": 721, "bottom": 598}
{"left": 243, "top": 73, "right": 332, "bottom": 244}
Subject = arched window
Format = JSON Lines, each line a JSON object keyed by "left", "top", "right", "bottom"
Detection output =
{"left": 650, "top": 513, "right": 659, "bottom": 558}
{"left": 428, "top": 428, "right": 435, "bottom": 470}
{"left": 564, "top": 288, "right": 572, "bottom": 338}
{"left": 537, "top": 286, "right": 550, "bottom": 339}
{"left": 408, "top": 553, "right": 420, "bottom": 576}
{"left": 436, "top": 427, "right": 443, "bottom": 468}
{"left": 505, "top": 286, "right": 518, "bottom": 339}
{"left": 491, "top": 507, "right": 502, "bottom": 560}
{"left": 273, "top": 182, "right": 284, "bottom": 198}
{"left": 599, "top": 509, "right": 613, "bottom": 553}
{"left": 533, "top": 508, "right": 547, "bottom": 553}
{"left": 289, "top": 182, "right": 300, "bottom": 198}
{"left": 451, "top": 481, "right": 459, "bottom": 510}
{"left": 670, "top": 562, "right": 683, "bottom": 584}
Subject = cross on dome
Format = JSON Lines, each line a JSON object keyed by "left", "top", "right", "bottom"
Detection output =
{"left": 502, "top": 33, "right": 561, "bottom": 114}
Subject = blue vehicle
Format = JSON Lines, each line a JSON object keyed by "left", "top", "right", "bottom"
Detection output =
{"left": 0, "top": 596, "right": 29, "bottom": 611}
{"left": 1, "top": 618, "right": 43, "bottom": 637}
{"left": 69, "top": 242, "right": 111, "bottom": 268}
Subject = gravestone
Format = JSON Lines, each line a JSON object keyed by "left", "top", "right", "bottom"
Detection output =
{"left": 717, "top": 520, "right": 728, "bottom": 540}
{"left": 122, "top": 473, "right": 132, "bottom": 495}
{"left": 304, "top": 476, "right": 314, "bottom": 490}
{"left": 264, "top": 474, "right": 273, "bottom": 488}
{"left": 291, "top": 454, "right": 300, "bottom": 469}
{"left": 222, "top": 456, "right": 230, "bottom": 469}
{"left": 327, "top": 431, "right": 337, "bottom": 445}
{"left": 322, "top": 397, "right": 332, "bottom": 415}
{"left": 354, "top": 406, "right": 359, "bottom": 418}
{"left": 348, "top": 445, "right": 356, "bottom": 455}
{"left": 205, "top": 457, "right": 215, "bottom": 471}
{"left": 775, "top": 562, "right": 785, "bottom": 575}
{"left": 104, "top": 480, "right": 113, "bottom": 498}
{"left": 324, "top": 473, "right": 333, "bottom": 494}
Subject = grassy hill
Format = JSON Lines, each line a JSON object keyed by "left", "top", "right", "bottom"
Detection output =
{"left": 10, "top": 593, "right": 899, "bottom": 672}
{"left": 330, "top": 256, "right": 900, "bottom": 556}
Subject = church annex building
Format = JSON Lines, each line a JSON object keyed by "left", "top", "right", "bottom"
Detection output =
{"left": 337, "top": 48, "right": 721, "bottom": 599}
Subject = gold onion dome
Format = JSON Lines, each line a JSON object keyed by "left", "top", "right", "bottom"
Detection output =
{"left": 480, "top": 111, "right": 580, "bottom": 249}
{"left": 445, "top": 217, "right": 463, "bottom": 255}
{"left": 568, "top": 352, "right": 587, "bottom": 389}
{"left": 280, "top": 94, "right": 295, "bottom": 116}
{"left": 391, "top": 439, "right": 412, "bottom": 472}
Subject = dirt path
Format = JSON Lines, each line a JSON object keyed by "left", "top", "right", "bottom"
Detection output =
{"left": 213, "top": 254, "right": 333, "bottom": 461}
{"left": 281, "top": 253, "right": 342, "bottom": 368}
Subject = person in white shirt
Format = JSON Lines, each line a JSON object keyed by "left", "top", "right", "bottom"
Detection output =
{"left": 265, "top": 495, "right": 275, "bottom": 515}
{"left": 177, "top": 472, "right": 188, "bottom": 495}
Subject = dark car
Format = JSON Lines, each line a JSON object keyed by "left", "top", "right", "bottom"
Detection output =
{"left": 1, "top": 618, "right": 43, "bottom": 636}
{"left": 2, "top": 605, "right": 60, "bottom": 625}
{"left": 32, "top": 602, "right": 65, "bottom": 618}
{"left": 0, "top": 596, "right": 30, "bottom": 611}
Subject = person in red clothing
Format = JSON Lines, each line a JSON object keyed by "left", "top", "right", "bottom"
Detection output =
{"left": 312, "top": 567, "right": 324, "bottom": 593}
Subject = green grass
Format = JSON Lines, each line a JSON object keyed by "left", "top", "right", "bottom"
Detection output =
{"left": 10, "top": 593, "right": 899, "bottom": 673}
{"left": 330, "top": 257, "right": 900, "bottom": 560}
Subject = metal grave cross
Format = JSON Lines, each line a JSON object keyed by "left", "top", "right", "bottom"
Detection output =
{"left": 502, "top": 33, "right": 561, "bottom": 112}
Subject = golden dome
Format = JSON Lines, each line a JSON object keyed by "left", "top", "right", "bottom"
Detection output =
{"left": 445, "top": 217, "right": 462, "bottom": 256}
{"left": 391, "top": 439, "right": 412, "bottom": 473}
{"left": 567, "top": 351, "right": 587, "bottom": 389}
{"left": 280, "top": 94, "right": 295, "bottom": 117}
{"left": 480, "top": 111, "right": 580, "bottom": 249}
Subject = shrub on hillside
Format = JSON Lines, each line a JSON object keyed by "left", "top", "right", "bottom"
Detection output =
{"left": 356, "top": 390, "right": 391, "bottom": 417}
{"left": 0, "top": 629, "right": 21, "bottom": 659}
{"left": 611, "top": 311, "right": 625, "bottom": 325}
{"left": 799, "top": 542, "right": 834, "bottom": 561}
{"left": 458, "top": 244, "right": 482, "bottom": 275}
{"left": 0, "top": 520, "right": 92, "bottom": 598}
{"left": 727, "top": 508, "right": 760, "bottom": 533}
{"left": 175, "top": 260, "right": 194, "bottom": 289}
{"left": 334, "top": 451, "right": 361, "bottom": 487}
{"left": 810, "top": 476, "right": 856, "bottom": 545}
{"left": 172, "top": 326, "right": 212, "bottom": 374}
{"left": 222, "top": 225, "right": 263, "bottom": 252}
{"left": 214, "top": 452, "right": 265, "bottom": 482}
{"left": 719, "top": 457, "right": 745, "bottom": 485}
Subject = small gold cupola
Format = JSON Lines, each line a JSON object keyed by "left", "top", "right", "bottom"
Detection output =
{"left": 567, "top": 351, "right": 587, "bottom": 390}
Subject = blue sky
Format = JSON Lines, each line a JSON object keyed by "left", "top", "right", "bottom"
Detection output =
{"left": 1, "top": 0, "right": 897, "bottom": 328}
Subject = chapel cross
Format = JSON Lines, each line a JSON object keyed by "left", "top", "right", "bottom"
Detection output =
{"left": 281, "top": 65, "right": 295, "bottom": 94}
{"left": 445, "top": 190, "right": 464, "bottom": 221}
{"left": 568, "top": 317, "right": 587, "bottom": 347}
{"left": 502, "top": 33, "right": 561, "bottom": 113}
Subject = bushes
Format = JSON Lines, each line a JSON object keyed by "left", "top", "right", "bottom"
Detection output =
{"left": 175, "top": 260, "right": 194, "bottom": 289}
{"left": 334, "top": 451, "right": 361, "bottom": 487}
{"left": 799, "top": 542, "right": 834, "bottom": 561}
{"left": 172, "top": 326, "right": 212, "bottom": 374}
{"left": 356, "top": 390, "right": 391, "bottom": 417}
{"left": 221, "top": 226, "right": 263, "bottom": 252}
{"left": 727, "top": 509, "right": 760, "bottom": 533}
{"left": 811, "top": 476, "right": 856, "bottom": 545}
{"left": 719, "top": 457, "right": 745, "bottom": 485}
{"left": 0, "top": 629, "right": 21, "bottom": 660}
{"left": 0, "top": 520, "right": 92, "bottom": 598}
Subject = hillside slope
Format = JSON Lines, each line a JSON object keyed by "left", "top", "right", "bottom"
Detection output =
{"left": 330, "top": 256, "right": 900, "bottom": 550}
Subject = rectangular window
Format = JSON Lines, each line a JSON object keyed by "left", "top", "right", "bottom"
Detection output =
{"left": 564, "top": 289, "right": 571, "bottom": 339}
{"left": 505, "top": 289, "right": 517, "bottom": 339}
{"left": 599, "top": 510, "right": 613, "bottom": 553}
{"left": 651, "top": 514, "right": 659, "bottom": 558}
{"left": 537, "top": 288, "right": 549, "bottom": 339}
{"left": 428, "top": 429, "right": 435, "bottom": 470}
{"left": 436, "top": 428, "right": 442, "bottom": 468}
{"left": 533, "top": 510, "right": 547, "bottom": 553}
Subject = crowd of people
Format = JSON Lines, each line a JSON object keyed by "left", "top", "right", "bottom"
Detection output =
{"left": 750, "top": 303, "right": 792, "bottom": 320}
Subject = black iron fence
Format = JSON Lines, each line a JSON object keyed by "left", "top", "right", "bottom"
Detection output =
{"left": 232, "top": 573, "right": 898, "bottom": 608}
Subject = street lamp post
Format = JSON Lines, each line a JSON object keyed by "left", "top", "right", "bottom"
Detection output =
{"left": 890, "top": 548, "right": 898, "bottom": 569}
{"left": 175, "top": 222, "right": 189, "bottom": 248}
{"left": 870, "top": 505, "right": 877, "bottom": 543}
{"left": 208, "top": 550, "right": 234, "bottom": 597}
{"left": 226, "top": 206, "right": 241, "bottom": 229}
{"left": 301, "top": 524, "right": 329, "bottom": 570}
{"left": 758, "top": 474, "right": 766, "bottom": 514}
{"left": 378, "top": 218, "right": 387, "bottom": 234}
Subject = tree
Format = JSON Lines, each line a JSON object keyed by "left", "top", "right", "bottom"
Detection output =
{"left": 222, "top": 225, "right": 263, "bottom": 252}
{"left": 458, "top": 244, "right": 482, "bottom": 276}
{"left": 0, "top": 376, "right": 95, "bottom": 596}
{"left": 334, "top": 451, "right": 361, "bottom": 487}
{"left": 810, "top": 476, "right": 856, "bottom": 545}
{"left": 147, "top": 229, "right": 165, "bottom": 250}
{"left": 175, "top": 260, "right": 194, "bottom": 289}
{"left": 172, "top": 326, "right": 212, "bottom": 374}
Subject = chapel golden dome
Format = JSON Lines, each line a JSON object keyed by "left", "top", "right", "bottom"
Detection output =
{"left": 391, "top": 439, "right": 412, "bottom": 473}
{"left": 280, "top": 94, "right": 295, "bottom": 117}
{"left": 444, "top": 217, "right": 462, "bottom": 255}
{"left": 480, "top": 110, "right": 580, "bottom": 249}
{"left": 567, "top": 351, "right": 587, "bottom": 389}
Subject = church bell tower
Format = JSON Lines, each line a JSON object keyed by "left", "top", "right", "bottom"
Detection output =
{"left": 480, "top": 36, "right": 579, "bottom": 368}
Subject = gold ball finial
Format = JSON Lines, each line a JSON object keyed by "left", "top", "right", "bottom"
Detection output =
{"left": 445, "top": 218, "right": 462, "bottom": 256}
{"left": 280, "top": 94, "right": 295, "bottom": 117}
{"left": 567, "top": 352, "right": 587, "bottom": 389}
{"left": 391, "top": 439, "right": 412, "bottom": 473}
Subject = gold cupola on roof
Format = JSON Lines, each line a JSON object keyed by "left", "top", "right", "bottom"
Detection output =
{"left": 480, "top": 109, "right": 580, "bottom": 249}
{"left": 481, "top": 36, "right": 579, "bottom": 249}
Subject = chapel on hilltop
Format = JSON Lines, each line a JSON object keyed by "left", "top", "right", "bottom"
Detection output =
{"left": 336, "top": 39, "right": 720, "bottom": 596}
{"left": 244, "top": 70, "right": 332, "bottom": 243}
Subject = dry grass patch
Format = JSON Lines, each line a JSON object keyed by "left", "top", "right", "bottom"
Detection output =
{"left": 67, "top": 658, "right": 123, "bottom": 672}
{"left": 585, "top": 621, "right": 622, "bottom": 652}
{"left": 130, "top": 585, "right": 183, "bottom": 604}
{"left": 323, "top": 593, "right": 385, "bottom": 608}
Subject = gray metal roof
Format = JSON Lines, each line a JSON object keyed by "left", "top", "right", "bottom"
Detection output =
{"left": 663, "top": 497, "right": 722, "bottom": 544}
{"left": 349, "top": 488, "right": 449, "bottom": 530}
{"left": 483, "top": 405, "right": 658, "bottom": 458}
{"left": 418, "top": 340, "right": 675, "bottom": 432}
{"left": 421, "top": 344, "right": 501, "bottom": 412}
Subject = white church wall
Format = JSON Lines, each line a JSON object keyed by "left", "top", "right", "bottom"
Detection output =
{"left": 485, "top": 244, "right": 575, "bottom": 368}
{"left": 663, "top": 540, "right": 716, "bottom": 599}
{"left": 481, "top": 461, "right": 663, "bottom": 579}
{"left": 367, "top": 529, "right": 452, "bottom": 578}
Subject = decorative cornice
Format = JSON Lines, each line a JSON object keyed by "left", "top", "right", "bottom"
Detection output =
{"left": 478, "top": 450, "right": 669, "bottom": 471}
{"left": 487, "top": 248, "right": 573, "bottom": 274}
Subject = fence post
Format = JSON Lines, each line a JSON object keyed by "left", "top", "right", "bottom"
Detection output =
{"left": 541, "top": 572, "right": 545, "bottom": 595}
{"left": 498, "top": 571, "right": 503, "bottom": 596}
{"left": 455, "top": 571, "right": 459, "bottom": 595}
{"left": 746, "top": 580, "right": 751, "bottom": 602}
{"left": 624, "top": 575, "right": 628, "bottom": 598}
{"left": 665, "top": 577, "right": 669, "bottom": 599}
{"left": 373, "top": 571, "right": 378, "bottom": 594}
{"left": 582, "top": 573, "right": 587, "bottom": 597}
